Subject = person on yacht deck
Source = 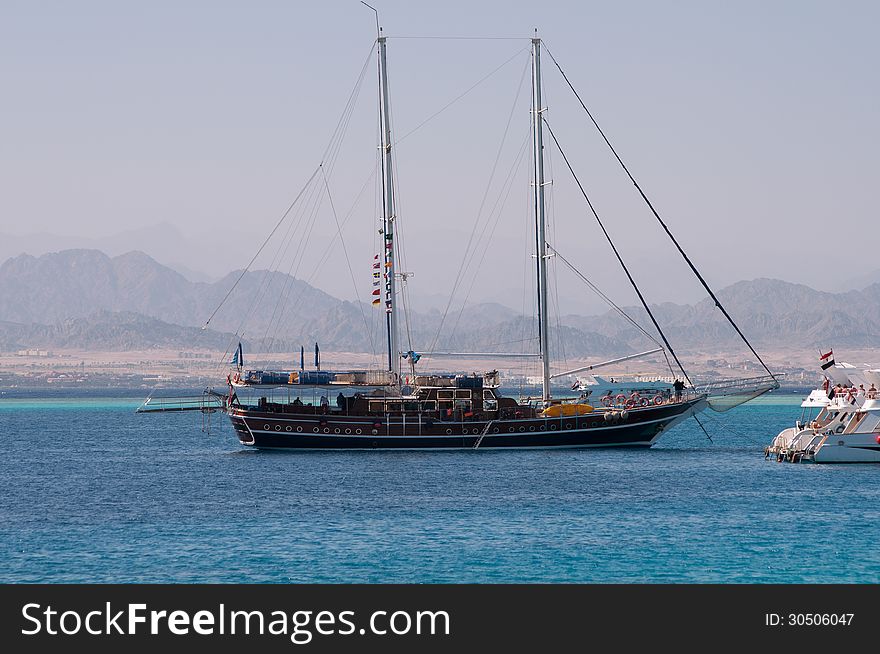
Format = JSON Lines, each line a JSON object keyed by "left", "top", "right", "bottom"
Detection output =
{"left": 868, "top": 383, "right": 877, "bottom": 400}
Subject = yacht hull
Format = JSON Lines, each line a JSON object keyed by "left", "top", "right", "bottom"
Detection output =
{"left": 813, "top": 441, "right": 880, "bottom": 463}
{"left": 227, "top": 397, "right": 705, "bottom": 450}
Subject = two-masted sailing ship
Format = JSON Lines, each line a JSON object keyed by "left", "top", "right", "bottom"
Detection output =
{"left": 201, "top": 28, "right": 778, "bottom": 450}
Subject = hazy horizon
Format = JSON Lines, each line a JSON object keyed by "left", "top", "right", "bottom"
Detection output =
{"left": 2, "top": 1, "right": 878, "bottom": 315}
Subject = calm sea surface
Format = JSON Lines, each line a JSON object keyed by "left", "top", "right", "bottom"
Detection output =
{"left": 1, "top": 391, "right": 878, "bottom": 583}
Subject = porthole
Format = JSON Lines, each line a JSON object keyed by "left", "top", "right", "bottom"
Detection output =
{"left": 509, "top": 427, "right": 515, "bottom": 432}
{"left": 493, "top": 427, "right": 499, "bottom": 433}
{"left": 565, "top": 423, "right": 573, "bottom": 430}
{"left": 356, "top": 429, "right": 362, "bottom": 435}
{"left": 334, "top": 428, "right": 341, "bottom": 434}
{"left": 263, "top": 424, "right": 270, "bottom": 430}
{"left": 529, "top": 426, "right": 535, "bottom": 432}
{"left": 462, "top": 429, "right": 469, "bottom": 435}
{"left": 540, "top": 424, "right": 546, "bottom": 431}
{"left": 550, "top": 424, "right": 557, "bottom": 430}
{"left": 446, "top": 429, "right": 453, "bottom": 435}
{"left": 344, "top": 428, "right": 351, "bottom": 434}
{"left": 313, "top": 427, "right": 319, "bottom": 433}
{"left": 286, "top": 426, "right": 292, "bottom": 432}
{"left": 519, "top": 426, "right": 525, "bottom": 432}
{"left": 296, "top": 426, "right": 302, "bottom": 432}
{"left": 275, "top": 425, "right": 281, "bottom": 431}
{"left": 323, "top": 428, "right": 330, "bottom": 433}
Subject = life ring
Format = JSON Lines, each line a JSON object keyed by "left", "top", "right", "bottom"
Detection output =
{"left": 615, "top": 394, "right": 627, "bottom": 405}
{"left": 625, "top": 400, "right": 635, "bottom": 409}
{"left": 652, "top": 395, "right": 663, "bottom": 406}
{"left": 639, "top": 397, "right": 649, "bottom": 407}
{"left": 601, "top": 396, "right": 613, "bottom": 407}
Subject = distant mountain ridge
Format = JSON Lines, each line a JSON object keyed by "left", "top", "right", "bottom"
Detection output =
{"left": 1, "top": 249, "right": 879, "bottom": 353}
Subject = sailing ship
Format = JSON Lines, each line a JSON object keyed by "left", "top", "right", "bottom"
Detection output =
{"left": 210, "top": 27, "right": 778, "bottom": 450}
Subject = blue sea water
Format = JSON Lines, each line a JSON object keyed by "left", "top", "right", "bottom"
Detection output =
{"left": 1, "top": 392, "right": 878, "bottom": 583}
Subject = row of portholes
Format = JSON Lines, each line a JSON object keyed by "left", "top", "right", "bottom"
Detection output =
{"left": 263, "top": 423, "right": 361, "bottom": 435}
{"left": 447, "top": 423, "right": 583, "bottom": 435}
{"left": 263, "top": 422, "right": 593, "bottom": 435}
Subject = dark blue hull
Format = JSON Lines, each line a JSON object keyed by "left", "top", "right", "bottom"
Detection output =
{"left": 227, "top": 397, "right": 705, "bottom": 450}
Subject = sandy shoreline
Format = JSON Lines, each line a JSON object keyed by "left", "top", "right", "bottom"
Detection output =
{"left": 3, "top": 346, "right": 876, "bottom": 389}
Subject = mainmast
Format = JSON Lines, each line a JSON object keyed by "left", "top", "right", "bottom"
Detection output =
{"left": 531, "top": 37, "right": 552, "bottom": 403}
{"left": 377, "top": 32, "right": 400, "bottom": 381}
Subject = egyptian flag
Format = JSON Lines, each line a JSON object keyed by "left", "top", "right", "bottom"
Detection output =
{"left": 820, "top": 349, "right": 834, "bottom": 370}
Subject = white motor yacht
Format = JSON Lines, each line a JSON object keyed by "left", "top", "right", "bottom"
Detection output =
{"left": 767, "top": 356, "right": 880, "bottom": 463}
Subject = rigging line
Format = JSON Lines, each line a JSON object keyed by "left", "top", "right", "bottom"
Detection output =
{"left": 257, "top": 165, "right": 330, "bottom": 354}
{"left": 543, "top": 44, "right": 776, "bottom": 384}
{"left": 484, "top": 336, "right": 539, "bottom": 348}
{"left": 445, "top": 134, "right": 530, "bottom": 345}
{"left": 320, "top": 41, "right": 376, "bottom": 168}
{"left": 541, "top": 75, "right": 567, "bottom": 368}
{"left": 520, "top": 177, "right": 537, "bottom": 383}
{"left": 263, "top": 175, "right": 330, "bottom": 352}
{"left": 394, "top": 47, "right": 527, "bottom": 145}
{"left": 320, "top": 166, "right": 377, "bottom": 357}
{"left": 223, "top": 176, "right": 316, "bottom": 364}
{"left": 429, "top": 60, "right": 531, "bottom": 353}
{"left": 389, "top": 35, "right": 531, "bottom": 40}
{"left": 261, "top": 63, "right": 372, "bottom": 352}
{"left": 260, "top": 177, "right": 321, "bottom": 346}
{"left": 693, "top": 414, "right": 714, "bottom": 444}
{"left": 253, "top": 177, "right": 326, "bottom": 351}
{"left": 383, "top": 76, "right": 415, "bottom": 356}
{"left": 227, "top": 176, "right": 319, "bottom": 355}
{"left": 241, "top": 181, "right": 323, "bottom": 354}
{"left": 278, "top": 164, "right": 380, "bottom": 358}
{"left": 202, "top": 165, "right": 321, "bottom": 330}
{"left": 217, "top": 49, "right": 370, "bottom": 360}
{"left": 696, "top": 411, "right": 768, "bottom": 448}
{"left": 542, "top": 117, "right": 692, "bottom": 387}
{"left": 547, "top": 245, "right": 662, "bottom": 350}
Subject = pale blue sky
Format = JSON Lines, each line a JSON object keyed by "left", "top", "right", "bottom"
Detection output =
{"left": 1, "top": 1, "right": 877, "bottom": 313}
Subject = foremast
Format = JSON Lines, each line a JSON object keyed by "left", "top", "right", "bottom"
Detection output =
{"left": 377, "top": 33, "right": 400, "bottom": 381}
{"left": 531, "top": 37, "right": 552, "bottom": 403}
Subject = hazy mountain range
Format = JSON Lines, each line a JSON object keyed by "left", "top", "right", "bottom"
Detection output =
{"left": 1, "top": 248, "right": 879, "bottom": 354}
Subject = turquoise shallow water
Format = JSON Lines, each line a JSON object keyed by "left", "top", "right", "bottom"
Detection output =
{"left": 1, "top": 391, "right": 878, "bottom": 583}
